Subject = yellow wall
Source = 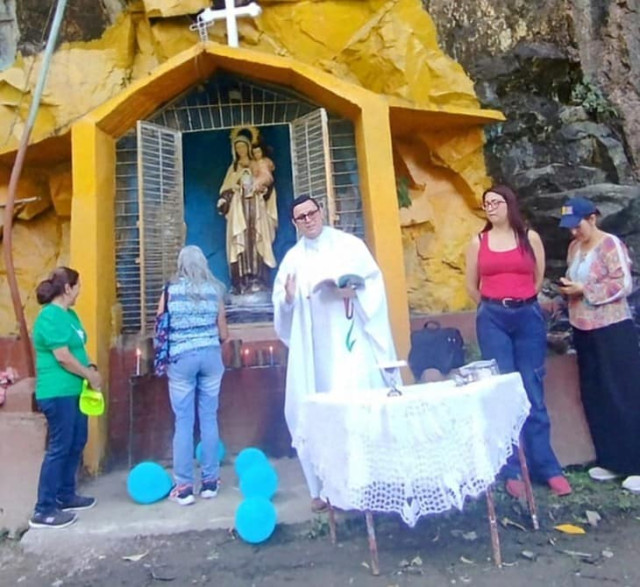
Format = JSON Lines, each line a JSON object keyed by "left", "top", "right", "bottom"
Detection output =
{"left": 355, "top": 99, "right": 411, "bottom": 365}
{"left": 70, "top": 121, "right": 116, "bottom": 473}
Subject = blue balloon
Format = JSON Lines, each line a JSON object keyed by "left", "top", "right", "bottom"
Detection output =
{"left": 127, "top": 461, "right": 172, "bottom": 504}
{"left": 235, "top": 498, "right": 277, "bottom": 544}
{"left": 240, "top": 462, "right": 279, "bottom": 500}
{"left": 195, "top": 440, "right": 226, "bottom": 465}
{"left": 234, "top": 447, "right": 268, "bottom": 478}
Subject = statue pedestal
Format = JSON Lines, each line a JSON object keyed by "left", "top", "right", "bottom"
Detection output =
{"left": 226, "top": 290, "right": 273, "bottom": 324}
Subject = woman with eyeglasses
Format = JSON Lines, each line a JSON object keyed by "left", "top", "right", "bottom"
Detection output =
{"left": 465, "top": 185, "right": 571, "bottom": 498}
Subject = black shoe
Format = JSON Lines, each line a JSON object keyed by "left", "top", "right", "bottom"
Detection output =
{"left": 29, "top": 509, "right": 77, "bottom": 529}
{"left": 56, "top": 495, "right": 97, "bottom": 511}
{"left": 200, "top": 479, "right": 219, "bottom": 499}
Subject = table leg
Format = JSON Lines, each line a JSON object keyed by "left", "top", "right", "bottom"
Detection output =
{"left": 518, "top": 437, "right": 539, "bottom": 530}
{"left": 327, "top": 500, "right": 337, "bottom": 545}
{"left": 485, "top": 485, "right": 502, "bottom": 568}
{"left": 364, "top": 511, "right": 380, "bottom": 576}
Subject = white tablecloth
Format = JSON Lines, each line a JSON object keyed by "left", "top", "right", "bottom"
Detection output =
{"left": 294, "top": 373, "right": 531, "bottom": 526}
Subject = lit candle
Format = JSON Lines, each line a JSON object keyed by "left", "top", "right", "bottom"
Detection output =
{"left": 243, "top": 348, "right": 251, "bottom": 367}
{"left": 135, "top": 347, "right": 142, "bottom": 376}
{"left": 269, "top": 345, "right": 274, "bottom": 366}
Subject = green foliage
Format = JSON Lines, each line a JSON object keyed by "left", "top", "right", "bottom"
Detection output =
{"left": 396, "top": 176, "right": 412, "bottom": 209}
{"left": 571, "top": 80, "right": 618, "bottom": 121}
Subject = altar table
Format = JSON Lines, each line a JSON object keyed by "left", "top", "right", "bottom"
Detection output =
{"left": 295, "top": 373, "right": 538, "bottom": 573}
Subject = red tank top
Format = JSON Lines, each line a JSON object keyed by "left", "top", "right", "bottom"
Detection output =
{"left": 477, "top": 232, "right": 536, "bottom": 299}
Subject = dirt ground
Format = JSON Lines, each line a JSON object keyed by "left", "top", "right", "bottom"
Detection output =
{"left": 2, "top": 469, "right": 640, "bottom": 587}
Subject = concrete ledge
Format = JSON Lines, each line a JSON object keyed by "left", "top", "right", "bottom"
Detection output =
{"left": 2, "top": 377, "right": 35, "bottom": 412}
{"left": 0, "top": 411, "right": 46, "bottom": 536}
{"left": 20, "top": 458, "right": 311, "bottom": 557}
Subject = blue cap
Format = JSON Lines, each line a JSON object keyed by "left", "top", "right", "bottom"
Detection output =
{"left": 559, "top": 197, "right": 599, "bottom": 228}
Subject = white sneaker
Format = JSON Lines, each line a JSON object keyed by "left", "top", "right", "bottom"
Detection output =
{"left": 588, "top": 467, "right": 619, "bottom": 481}
{"left": 621, "top": 475, "right": 640, "bottom": 494}
{"left": 169, "top": 485, "right": 195, "bottom": 506}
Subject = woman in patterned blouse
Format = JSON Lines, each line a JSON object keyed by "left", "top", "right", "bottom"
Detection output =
{"left": 157, "top": 246, "right": 229, "bottom": 505}
{"left": 558, "top": 196, "right": 640, "bottom": 493}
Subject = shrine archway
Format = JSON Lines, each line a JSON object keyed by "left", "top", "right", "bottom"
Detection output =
{"left": 70, "top": 43, "right": 408, "bottom": 469}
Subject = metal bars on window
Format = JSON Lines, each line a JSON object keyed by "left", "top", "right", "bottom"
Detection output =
{"left": 115, "top": 134, "right": 141, "bottom": 331}
{"left": 151, "top": 79, "right": 314, "bottom": 133}
{"left": 290, "top": 108, "right": 337, "bottom": 226}
{"left": 137, "top": 121, "right": 185, "bottom": 334}
{"left": 115, "top": 75, "right": 365, "bottom": 334}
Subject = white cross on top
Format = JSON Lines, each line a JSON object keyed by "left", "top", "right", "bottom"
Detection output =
{"left": 193, "top": 0, "right": 262, "bottom": 48}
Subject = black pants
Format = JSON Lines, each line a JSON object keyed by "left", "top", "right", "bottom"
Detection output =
{"left": 573, "top": 319, "right": 640, "bottom": 476}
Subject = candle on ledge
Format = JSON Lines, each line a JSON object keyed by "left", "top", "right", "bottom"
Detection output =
{"left": 243, "top": 348, "right": 251, "bottom": 368}
{"left": 135, "top": 347, "right": 142, "bottom": 376}
{"left": 269, "top": 345, "right": 274, "bottom": 366}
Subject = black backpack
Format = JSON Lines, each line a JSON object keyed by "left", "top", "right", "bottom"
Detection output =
{"left": 408, "top": 320, "right": 465, "bottom": 378}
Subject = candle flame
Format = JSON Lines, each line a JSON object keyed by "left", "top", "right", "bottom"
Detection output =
{"left": 135, "top": 347, "right": 142, "bottom": 356}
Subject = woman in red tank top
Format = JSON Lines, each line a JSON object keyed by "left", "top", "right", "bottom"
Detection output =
{"left": 465, "top": 185, "right": 571, "bottom": 499}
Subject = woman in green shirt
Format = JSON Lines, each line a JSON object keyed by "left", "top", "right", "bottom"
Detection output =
{"left": 30, "top": 267, "right": 103, "bottom": 529}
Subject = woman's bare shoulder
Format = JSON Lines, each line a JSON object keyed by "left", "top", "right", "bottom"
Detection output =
{"left": 526, "top": 229, "right": 543, "bottom": 243}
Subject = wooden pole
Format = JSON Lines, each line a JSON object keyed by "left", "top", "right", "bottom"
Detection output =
{"left": 486, "top": 485, "right": 502, "bottom": 567}
{"left": 518, "top": 437, "right": 540, "bottom": 530}
{"left": 2, "top": 0, "right": 69, "bottom": 378}
{"left": 364, "top": 511, "right": 380, "bottom": 576}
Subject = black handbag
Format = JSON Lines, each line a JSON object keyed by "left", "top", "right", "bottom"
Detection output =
{"left": 408, "top": 320, "right": 465, "bottom": 378}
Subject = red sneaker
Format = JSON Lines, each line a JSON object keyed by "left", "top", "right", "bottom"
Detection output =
{"left": 505, "top": 479, "right": 526, "bottom": 499}
{"left": 548, "top": 475, "right": 572, "bottom": 496}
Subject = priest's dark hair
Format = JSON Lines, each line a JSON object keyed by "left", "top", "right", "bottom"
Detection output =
{"left": 290, "top": 195, "right": 320, "bottom": 219}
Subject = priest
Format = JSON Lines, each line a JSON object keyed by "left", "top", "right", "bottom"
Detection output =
{"left": 272, "top": 195, "right": 398, "bottom": 512}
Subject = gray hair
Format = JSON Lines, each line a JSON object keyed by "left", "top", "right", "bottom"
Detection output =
{"left": 174, "top": 245, "right": 225, "bottom": 297}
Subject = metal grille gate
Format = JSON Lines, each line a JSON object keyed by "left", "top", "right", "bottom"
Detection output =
{"left": 115, "top": 74, "right": 364, "bottom": 334}
{"left": 137, "top": 121, "right": 185, "bottom": 334}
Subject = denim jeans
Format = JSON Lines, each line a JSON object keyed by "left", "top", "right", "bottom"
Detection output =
{"left": 168, "top": 346, "right": 224, "bottom": 486}
{"left": 476, "top": 301, "right": 562, "bottom": 482}
{"left": 35, "top": 396, "right": 88, "bottom": 514}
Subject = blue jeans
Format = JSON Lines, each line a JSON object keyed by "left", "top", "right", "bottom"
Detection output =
{"left": 35, "top": 396, "right": 88, "bottom": 514}
{"left": 476, "top": 301, "right": 562, "bottom": 482}
{"left": 168, "top": 347, "right": 224, "bottom": 486}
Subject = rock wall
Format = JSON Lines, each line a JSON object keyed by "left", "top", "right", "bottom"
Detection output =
{"left": 16, "top": 0, "right": 124, "bottom": 55}
{"left": 423, "top": 0, "right": 640, "bottom": 275}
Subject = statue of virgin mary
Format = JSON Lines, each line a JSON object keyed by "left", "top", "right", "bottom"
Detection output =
{"left": 217, "top": 126, "right": 278, "bottom": 294}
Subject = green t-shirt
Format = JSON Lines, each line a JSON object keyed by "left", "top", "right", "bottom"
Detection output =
{"left": 33, "top": 304, "right": 90, "bottom": 399}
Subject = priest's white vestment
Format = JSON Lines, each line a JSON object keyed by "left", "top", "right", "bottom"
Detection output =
{"left": 273, "top": 226, "right": 398, "bottom": 497}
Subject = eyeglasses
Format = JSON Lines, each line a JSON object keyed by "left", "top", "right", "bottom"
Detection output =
{"left": 293, "top": 208, "right": 320, "bottom": 223}
{"left": 483, "top": 200, "right": 506, "bottom": 211}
